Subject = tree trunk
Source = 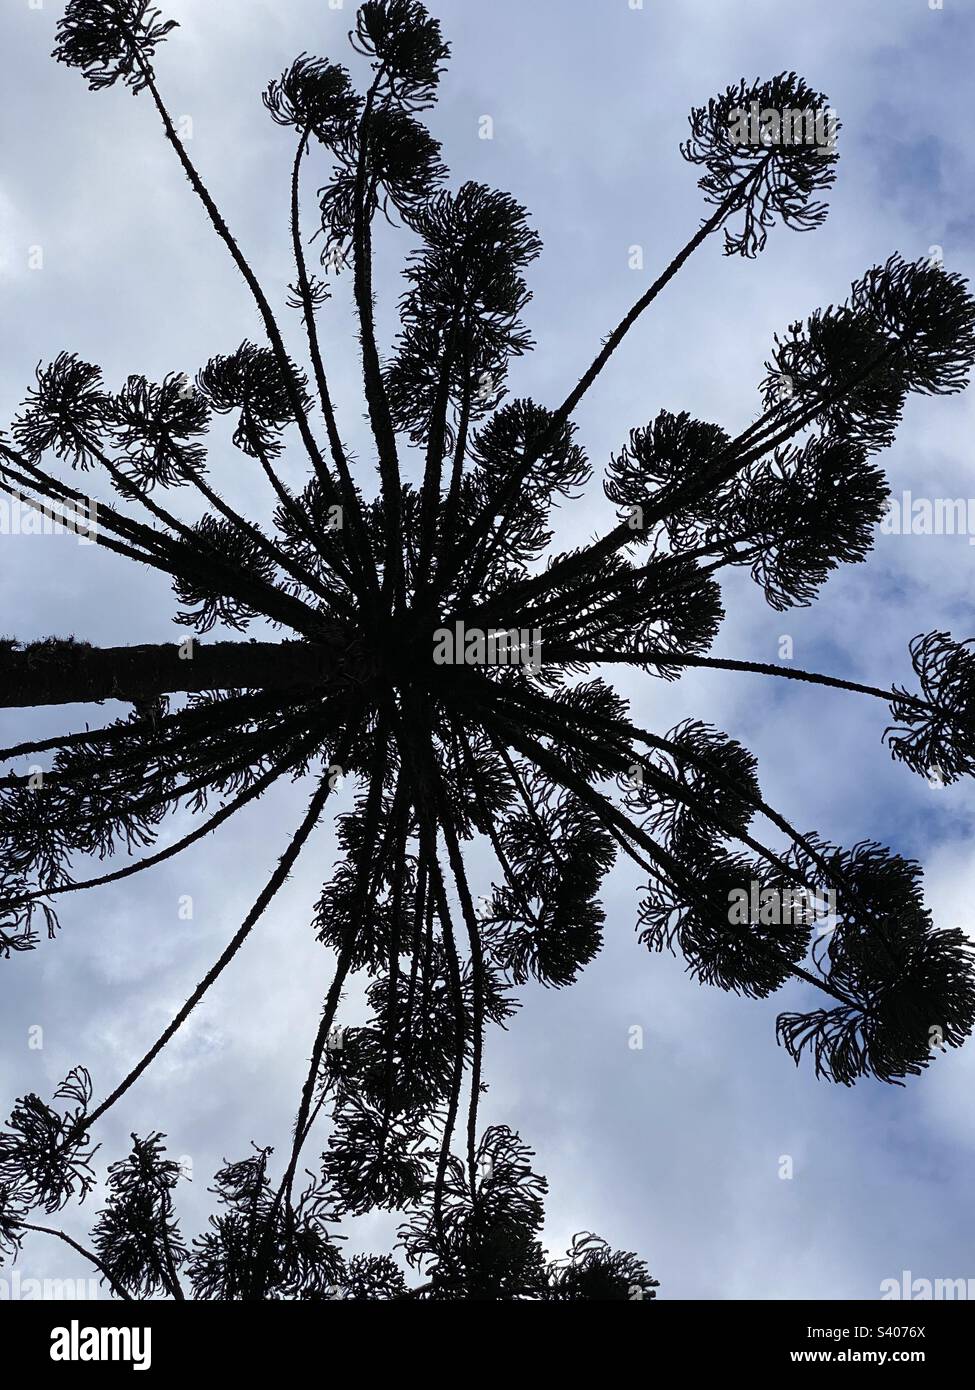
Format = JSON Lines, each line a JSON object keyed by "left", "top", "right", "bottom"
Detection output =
{"left": 0, "top": 639, "right": 347, "bottom": 710}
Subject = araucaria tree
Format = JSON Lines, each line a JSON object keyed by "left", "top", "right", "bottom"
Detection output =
{"left": 1, "top": 0, "right": 974, "bottom": 1302}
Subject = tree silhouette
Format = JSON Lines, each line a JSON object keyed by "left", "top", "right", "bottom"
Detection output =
{"left": 2, "top": 0, "right": 974, "bottom": 1300}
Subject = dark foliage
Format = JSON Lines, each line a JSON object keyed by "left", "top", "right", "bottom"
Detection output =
{"left": 196, "top": 343, "right": 310, "bottom": 460}
{"left": 107, "top": 373, "right": 210, "bottom": 490}
{"left": 886, "top": 632, "right": 975, "bottom": 785}
{"left": 53, "top": 0, "right": 177, "bottom": 93}
{"left": 13, "top": 353, "right": 107, "bottom": 468}
{"left": 681, "top": 73, "right": 839, "bottom": 256}
{"left": 0, "top": 1070, "right": 97, "bottom": 1217}
{"left": 263, "top": 55, "right": 362, "bottom": 147}
{"left": 91, "top": 1134, "right": 187, "bottom": 1298}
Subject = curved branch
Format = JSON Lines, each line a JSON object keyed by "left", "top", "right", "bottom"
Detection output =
{"left": 76, "top": 754, "right": 344, "bottom": 1136}
{"left": 544, "top": 645, "right": 921, "bottom": 707}
{"left": 7, "top": 743, "right": 306, "bottom": 907}
{"left": 20, "top": 1222, "right": 135, "bottom": 1302}
{"left": 291, "top": 130, "right": 377, "bottom": 599}
{"left": 131, "top": 57, "right": 354, "bottom": 594}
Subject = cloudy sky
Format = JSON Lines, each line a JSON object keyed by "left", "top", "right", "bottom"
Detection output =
{"left": 2, "top": 0, "right": 974, "bottom": 1299}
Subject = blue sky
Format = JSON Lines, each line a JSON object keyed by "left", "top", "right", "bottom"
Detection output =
{"left": 1, "top": 0, "right": 974, "bottom": 1299}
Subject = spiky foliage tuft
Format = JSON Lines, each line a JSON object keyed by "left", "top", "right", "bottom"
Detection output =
{"left": 53, "top": 0, "right": 177, "bottom": 93}
{"left": 886, "top": 632, "right": 975, "bottom": 785}
{"left": 681, "top": 73, "right": 839, "bottom": 256}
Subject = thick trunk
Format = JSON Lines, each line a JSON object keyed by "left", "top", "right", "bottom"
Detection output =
{"left": 0, "top": 639, "right": 345, "bottom": 710}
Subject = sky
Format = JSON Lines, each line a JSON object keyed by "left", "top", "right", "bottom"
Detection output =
{"left": 1, "top": 0, "right": 974, "bottom": 1300}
